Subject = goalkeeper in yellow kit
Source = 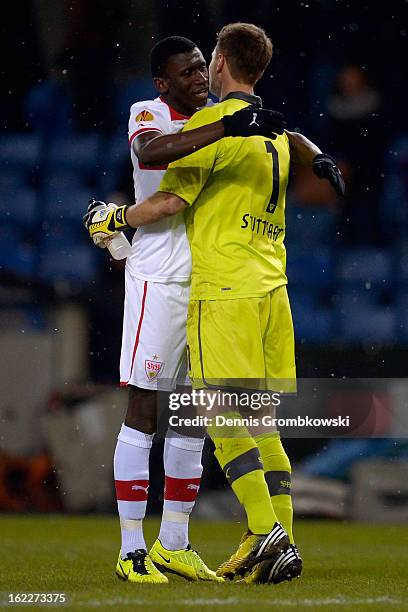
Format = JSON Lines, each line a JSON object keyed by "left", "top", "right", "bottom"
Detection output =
{"left": 86, "top": 23, "right": 344, "bottom": 584}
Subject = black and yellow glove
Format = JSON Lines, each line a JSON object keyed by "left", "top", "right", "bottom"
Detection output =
{"left": 83, "top": 199, "right": 129, "bottom": 246}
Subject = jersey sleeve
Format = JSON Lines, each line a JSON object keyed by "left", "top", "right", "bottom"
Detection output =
{"left": 128, "top": 101, "right": 168, "bottom": 145}
{"left": 158, "top": 107, "right": 220, "bottom": 206}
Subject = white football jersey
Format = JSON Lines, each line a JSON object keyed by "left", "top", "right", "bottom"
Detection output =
{"left": 126, "top": 96, "right": 192, "bottom": 282}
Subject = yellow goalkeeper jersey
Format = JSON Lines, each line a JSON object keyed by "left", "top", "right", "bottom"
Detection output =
{"left": 159, "top": 92, "right": 290, "bottom": 300}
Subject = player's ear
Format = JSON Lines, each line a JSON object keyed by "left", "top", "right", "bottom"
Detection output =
{"left": 216, "top": 53, "right": 225, "bottom": 74}
{"left": 153, "top": 76, "right": 169, "bottom": 95}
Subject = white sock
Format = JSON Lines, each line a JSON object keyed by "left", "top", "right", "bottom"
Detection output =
{"left": 114, "top": 424, "right": 154, "bottom": 557}
{"left": 159, "top": 431, "right": 204, "bottom": 551}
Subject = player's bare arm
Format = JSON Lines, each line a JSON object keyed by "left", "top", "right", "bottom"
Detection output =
{"left": 125, "top": 191, "right": 186, "bottom": 226}
{"left": 286, "top": 130, "right": 321, "bottom": 165}
{"left": 84, "top": 192, "right": 186, "bottom": 246}
{"left": 133, "top": 125, "right": 223, "bottom": 166}
{"left": 134, "top": 107, "right": 287, "bottom": 166}
{"left": 287, "top": 130, "right": 345, "bottom": 196}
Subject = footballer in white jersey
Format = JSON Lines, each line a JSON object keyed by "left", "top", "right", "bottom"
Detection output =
{"left": 126, "top": 96, "right": 193, "bottom": 283}
{"left": 120, "top": 95, "right": 194, "bottom": 390}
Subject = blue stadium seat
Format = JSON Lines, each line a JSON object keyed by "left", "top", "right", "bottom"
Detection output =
{"left": 45, "top": 170, "right": 87, "bottom": 193}
{"left": 0, "top": 187, "right": 38, "bottom": 229}
{"left": 0, "top": 134, "right": 41, "bottom": 169}
{"left": 40, "top": 222, "right": 86, "bottom": 248}
{"left": 331, "top": 288, "right": 381, "bottom": 313}
{"left": 99, "top": 133, "right": 130, "bottom": 195}
{"left": 114, "top": 79, "right": 156, "bottom": 125}
{"left": 0, "top": 225, "right": 22, "bottom": 244}
{"left": 285, "top": 206, "right": 338, "bottom": 247}
{"left": 104, "top": 134, "right": 129, "bottom": 167}
{"left": 0, "top": 306, "right": 47, "bottom": 331}
{"left": 337, "top": 249, "right": 392, "bottom": 290}
{"left": 286, "top": 246, "right": 334, "bottom": 288}
{"left": 0, "top": 169, "right": 28, "bottom": 191}
{"left": 0, "top": 227, "right": 35, "bottom": 277}
{"left": 379, "top": 135, "right": 408, "bottom": 242}
{"left": 287, "top": 287, "right": 320, "bottom": 311}
{"left": 43, "top": 187, "right": 90, "bottom": 225}
{"left": 306, "top": 60, "right": 336, "bottom": 139}
{"left": 291, "top": 303, "right": 334, "bottom": 343}
{"left": 394, "top": 250, "right": 408, "bottom": 289}
{"left": 379, "top": 175, "right": 408, "bottom": 243}
{"left": 337, "top": 306, "right": 396, "bottom": 344}
{"left": 394, "top": 293, "right": 408, "bottom": 343}
{"left": 24, "top": 80, "right": 75, "bottom": 136}
{"left": 38, "top": 243, "right": 99, "bottom": 285}
{"left": 48, "top": 135, "right": 101, "bottom": 173}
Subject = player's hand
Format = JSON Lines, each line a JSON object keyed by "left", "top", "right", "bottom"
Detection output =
{"left": 222, "top": 106, "right": 286, "bottom": 139}
{"left": 83, "top": 199, "right": 113, "bottom": 248}
{"left": 83, "top": 199, "right": 129, "bottom": 246}
{"left": 312, "top": 153, "right": 345, "bottom": 196}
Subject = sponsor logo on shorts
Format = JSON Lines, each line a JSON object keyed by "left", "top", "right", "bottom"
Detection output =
{"left": 145, "top": 359, "right": 164, "bottom": 381}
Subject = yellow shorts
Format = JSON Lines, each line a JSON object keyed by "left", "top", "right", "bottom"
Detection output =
{"left": 186, "top": 285, "right": 296, "bottom": 391}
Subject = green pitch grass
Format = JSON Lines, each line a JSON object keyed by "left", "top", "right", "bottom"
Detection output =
{"left": 1, "top": 516, "right": 407, "bottom": 611}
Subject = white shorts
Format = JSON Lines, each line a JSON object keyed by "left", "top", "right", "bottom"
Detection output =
{"left": 120, "top": 268, "right": 190, "bottom": 391}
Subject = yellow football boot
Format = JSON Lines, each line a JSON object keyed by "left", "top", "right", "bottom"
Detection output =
{"left": 116, "top": 549, "right": 168, "bottom": 584}
{"left": 149, "top": 539, "right": 224, "bottom": 582}
{"left": 216, "top": 522, "right": 289, "bottom": 579}
{"left": 216, "top": 530, "right": 251, "bottom": 579}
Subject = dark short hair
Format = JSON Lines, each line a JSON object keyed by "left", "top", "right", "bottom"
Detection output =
{"left": 216, "top": 23, "right": 273, "bottom": 85}
{"left": 150, "top": 36, "right": 197, "bottom": 77}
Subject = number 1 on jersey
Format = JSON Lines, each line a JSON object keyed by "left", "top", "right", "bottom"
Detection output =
{"left": 265, "top": 141, "right": 279, "bottom": 214}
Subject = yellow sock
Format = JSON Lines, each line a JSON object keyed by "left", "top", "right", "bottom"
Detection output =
{"left": 208, "top": 412, "right": 277, "bottom": 534}
{"left": 255, "top": 431, "right": 294, "bottom": 543}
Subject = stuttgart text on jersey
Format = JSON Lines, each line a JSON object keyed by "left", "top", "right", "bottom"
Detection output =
{"left": 241, "top": 212, "right": 284, "bottom": 242}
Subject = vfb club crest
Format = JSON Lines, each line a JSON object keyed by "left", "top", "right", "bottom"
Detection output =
{"left": 145, "top": 357, "right": 164, "bottom": 381}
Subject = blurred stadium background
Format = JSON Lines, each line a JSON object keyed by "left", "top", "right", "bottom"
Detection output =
{"left": 1, "top": 0, "right": 407, "bottom": 525}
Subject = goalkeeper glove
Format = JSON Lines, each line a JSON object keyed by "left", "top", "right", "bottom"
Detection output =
{"left": 222, "top": 106, "right": 286, "bottom": 139}
{"left": 83, "top": 199, "right": 129, "bottom": 246}
{"left": 312, "top": 153, "right": 345, "bottom": 196}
